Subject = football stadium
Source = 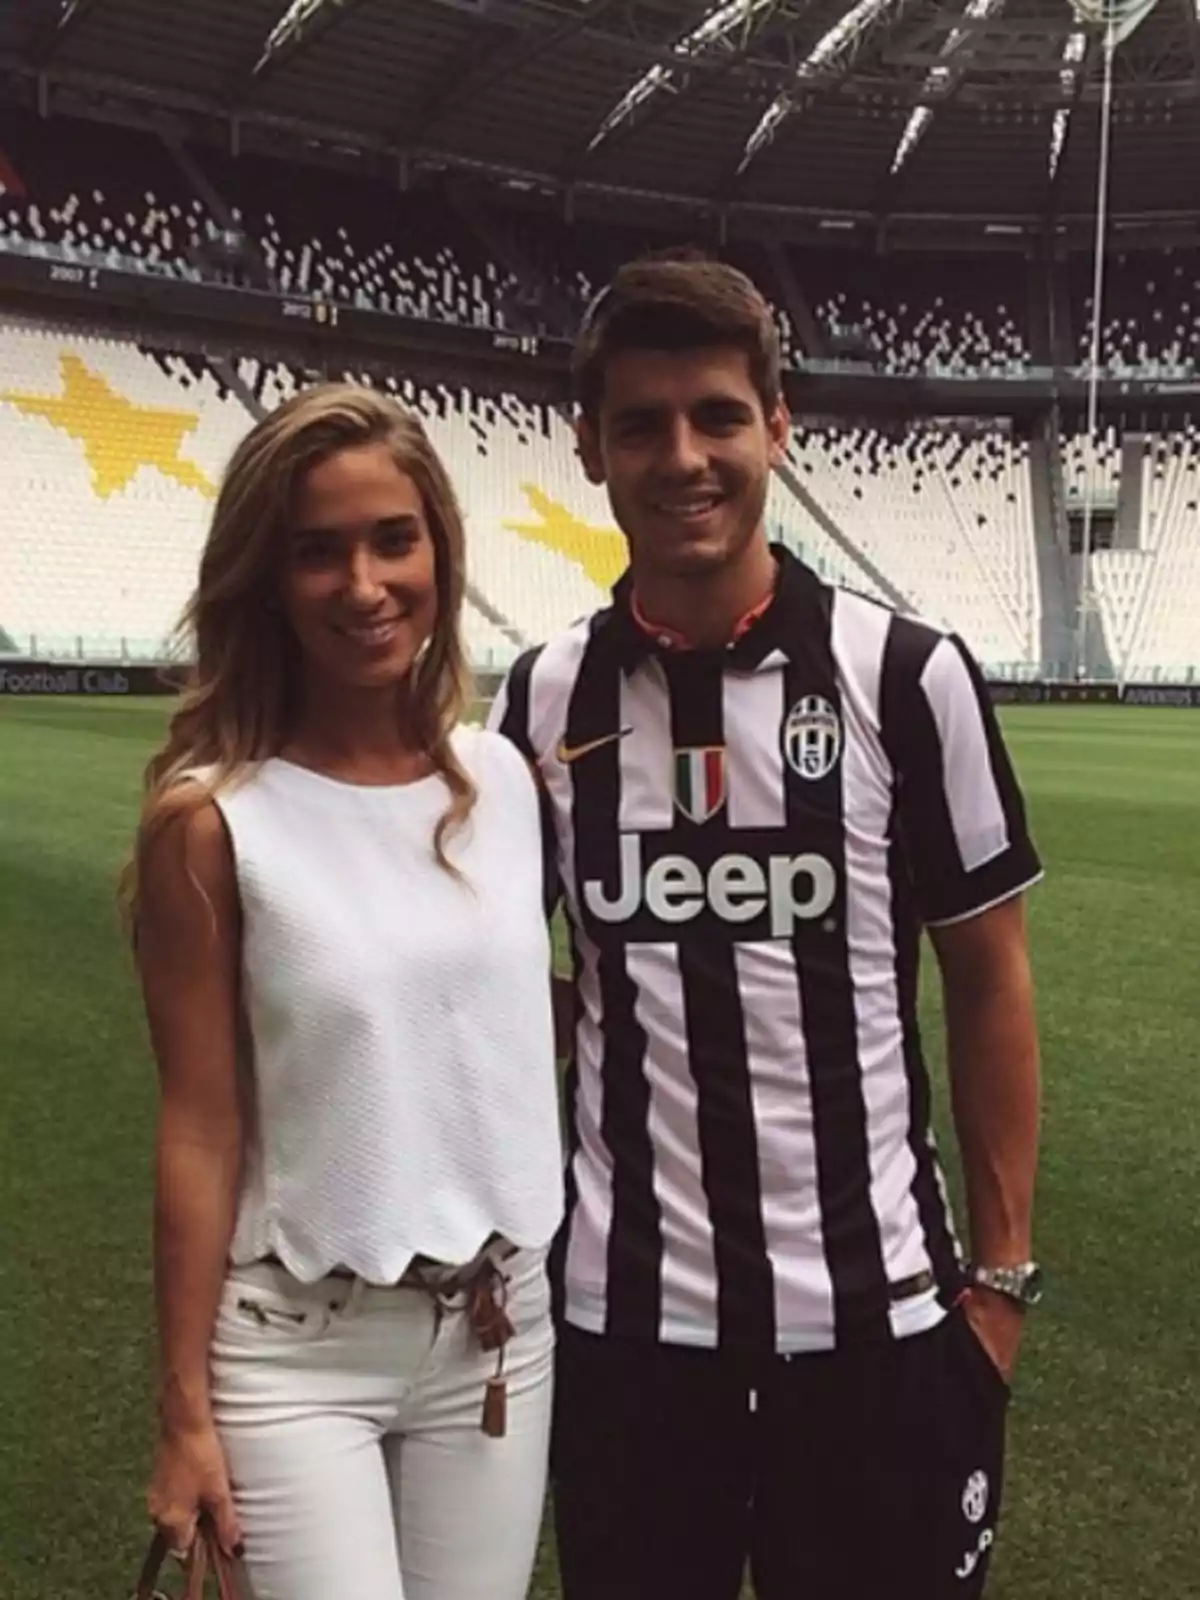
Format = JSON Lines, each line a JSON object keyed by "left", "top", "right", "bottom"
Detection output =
{"left": 0, "top": 0, "right": 1197, "bottom": 1595}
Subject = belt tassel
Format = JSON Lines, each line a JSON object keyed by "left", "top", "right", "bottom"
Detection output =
{"left": 412, "top": 1257, "right": 516, "bottom": 1438}
{"left": 469, "top": 1269, "right": 515, "bottom": 1438}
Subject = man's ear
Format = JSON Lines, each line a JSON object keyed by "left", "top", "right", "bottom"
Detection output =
{"left": 575, "top": 414, "right": 606, "bottom": 487}
{"left": 767, "top": 396, "right": 790, "bottom": 465}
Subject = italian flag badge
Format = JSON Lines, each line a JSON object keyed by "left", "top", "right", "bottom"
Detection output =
{"left": 673, "top": 746, "right": 727, "bottom": 824}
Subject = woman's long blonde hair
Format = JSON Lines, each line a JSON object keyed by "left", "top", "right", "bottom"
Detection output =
{"left": 119, "top": 382, "right": 476, "bottom": 933}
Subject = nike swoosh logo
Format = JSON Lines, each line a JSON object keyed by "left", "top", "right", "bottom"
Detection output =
{"left": 555, "top": 727, "right": 634, "bottom": 764}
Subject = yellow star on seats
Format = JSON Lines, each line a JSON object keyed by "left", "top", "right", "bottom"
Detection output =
{"left": 504, "top": 484, "right": 626, "bottom": 591}
{"left": 0, "top": 354, "right": 215, "bottom": 500}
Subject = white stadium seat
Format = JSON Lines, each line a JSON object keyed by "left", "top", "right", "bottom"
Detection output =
{"left": 1, "top": 316, "right": 1196, "bottom": 682}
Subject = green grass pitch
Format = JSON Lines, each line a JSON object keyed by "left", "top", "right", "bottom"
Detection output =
{"left": 1, "top": 697, "right": 1197, "bottom": 1599}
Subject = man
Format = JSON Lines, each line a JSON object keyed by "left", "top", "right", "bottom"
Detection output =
{"left": 489, "top": 252, "right": 1042, "bottom": 1600}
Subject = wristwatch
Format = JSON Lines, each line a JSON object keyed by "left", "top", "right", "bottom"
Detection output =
{"left": 966, "top": 1261, "right": 1044, "bottom": 1308}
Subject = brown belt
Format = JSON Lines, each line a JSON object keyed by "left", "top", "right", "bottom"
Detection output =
{"left": 261, "top": 1240, "right": 517, "bottom": 1286}
{"left": 256, "top": 1243, "right": 519, "bottom": 1437}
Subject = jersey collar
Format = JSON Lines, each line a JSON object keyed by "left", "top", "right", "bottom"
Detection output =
{"left": 608, "top": 544, "right": 820, "bottom": 674}
{"left": 630, "top": 585, "right": 776, "bottom": 653}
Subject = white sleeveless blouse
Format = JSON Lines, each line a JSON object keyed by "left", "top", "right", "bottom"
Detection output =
{"left": 193, "top": 727, "right": 563, "bottom": 1283}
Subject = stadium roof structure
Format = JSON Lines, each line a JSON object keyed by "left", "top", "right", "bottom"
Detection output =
{"left": 1, "top": 0, "right": 1198, "bottom": 233}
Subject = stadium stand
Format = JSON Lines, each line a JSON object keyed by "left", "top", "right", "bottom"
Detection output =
{"left": 11, "top": 105, "right": 1200, "bottom": 403}
{"left": 0, "top": 318, "right": 244, "bottom": 659}
{"left": 500, "top": 213, "right": 801, "bottom": 359}
{"left": 0, "top": 319, "right": 553, "bottom": 666}
{"left": 796, "top": 250, "right": 1034, "bottom": 377}
{"left": 1093, "top": 429, "right": 1200, "bottom": 681}
{"left": 786, "top": 425, "right": 1040, "bottom": 670}
{"left": 1062, "top": 424, "right": 1122, "bottom": 508}
{"left": 0, "top": 108, "right": 522, "bottom": 326}
{"left": 203, "top": 150, "right": 520, "bottom": 328}
{"left": 1062, "top": 424, "right": 1200, "bottom": 683}
{"left": 0, "top": 102, "right": 1195, "bottom": 683}
{"left": 0, "top": 108, "right": 216, "bottom": 279}
{"left": 0, "top": 106, "right": 1039, "bottom": 375}
{"left": 0, "top": 313, "right": 1060, "bottom": 676}
{"left": 1073, "top": 248, "right": 1200, "bottom": 375}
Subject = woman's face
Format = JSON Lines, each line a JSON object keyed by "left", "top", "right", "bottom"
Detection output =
{"left": 280, "top": 441, "right": 439, "bottom": 694}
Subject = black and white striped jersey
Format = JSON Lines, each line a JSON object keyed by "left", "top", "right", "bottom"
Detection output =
{"left": 490, "top": 548, "right": 1042, "bottom": 1354}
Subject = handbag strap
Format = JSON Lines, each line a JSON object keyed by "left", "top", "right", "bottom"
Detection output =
{"left": 133, "top": 1518, "right": 254, "bottom": 1600}
{"left": 205, "top": 1529, "right": 255, "bottom": 1600}
{"left": 132, "top": 1529, "right": 170, "bottom": 1600}
{"left": 184, "top": 1536, "right": 210, "bottom": 1600}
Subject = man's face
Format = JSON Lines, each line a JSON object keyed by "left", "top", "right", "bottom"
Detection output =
{"left": 576, "top": 344, "right": 789, "bottom": 580}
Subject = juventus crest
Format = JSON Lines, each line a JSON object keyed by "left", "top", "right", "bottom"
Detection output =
{"left": 782, "top": 695, "right": 842, "bottom": 782}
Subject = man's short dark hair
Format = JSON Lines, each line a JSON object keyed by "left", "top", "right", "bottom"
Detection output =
{"left": 573, "top": 248, "right": 783, "bottom": 424}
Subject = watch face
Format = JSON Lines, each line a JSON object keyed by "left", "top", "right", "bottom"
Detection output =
{"left": 1022, "top": 1265, "right": 1044, "bottom": 1306}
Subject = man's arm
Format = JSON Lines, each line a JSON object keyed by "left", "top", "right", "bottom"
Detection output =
{"left": 885, "top": 627, "right": 1043, "bottom": 1380}
{"left": 931, "top": 895, "right": 1040, "bottom": 1378}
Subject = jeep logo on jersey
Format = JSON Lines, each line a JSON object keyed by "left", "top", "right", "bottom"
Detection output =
{"left": 783, "top": 695, "right": 842, "bottom": 782}
{"left": 674, "top": 747, "right": 726, "bottom": 824}
{"left": 582, "top": 833, "right": 837, "bottom": 940}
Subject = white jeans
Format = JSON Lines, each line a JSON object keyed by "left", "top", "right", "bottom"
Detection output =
{"left": 209, "top": 1249, "right": 554, "bottom": 1600}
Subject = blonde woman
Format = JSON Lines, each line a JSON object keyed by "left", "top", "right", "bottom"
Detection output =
{"left": 125, "top": 385, "right": 564, "bottom": 1600}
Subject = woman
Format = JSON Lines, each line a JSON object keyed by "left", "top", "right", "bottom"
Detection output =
{"left": 124, "top": 383, "right": 564, "bottom": 1600}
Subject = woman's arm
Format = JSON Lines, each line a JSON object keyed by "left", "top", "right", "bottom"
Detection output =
{"left": 137, "top": 799, "right": 244, "bottom": 1555}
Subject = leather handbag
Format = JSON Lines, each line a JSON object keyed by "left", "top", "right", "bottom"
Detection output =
{"left": 132, "top": 1516, "right": 254, "bottom": 1600}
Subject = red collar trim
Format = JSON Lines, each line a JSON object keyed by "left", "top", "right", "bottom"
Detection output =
{"left": 630, "top": 586, "right": 775, "bottom": 652}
